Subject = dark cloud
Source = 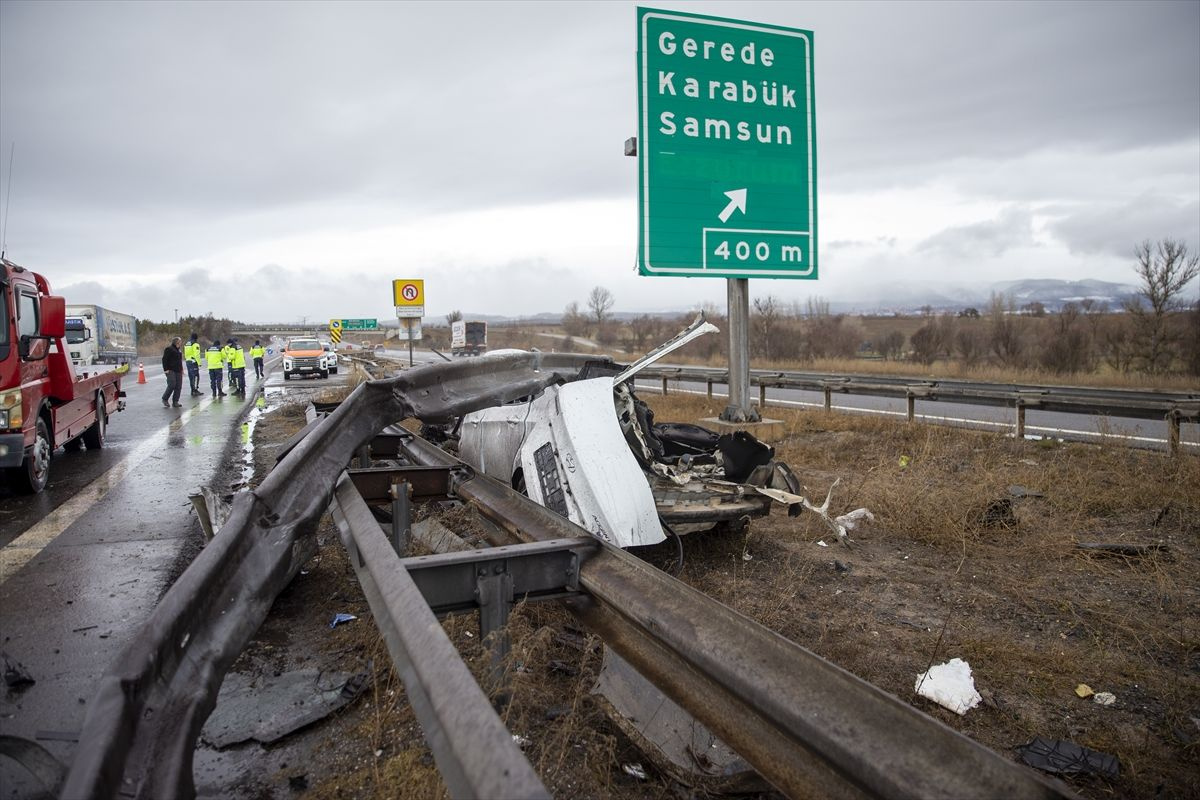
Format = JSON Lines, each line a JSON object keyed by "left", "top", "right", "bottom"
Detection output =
{"left": 1046, "top": 196, "right": 1200, "bottom": 260}
{"left": 1, "top": 1, "right": 1197, "bottom": 317}
{"left": 916, "top": 207, "right": 1035, "bottom": 259}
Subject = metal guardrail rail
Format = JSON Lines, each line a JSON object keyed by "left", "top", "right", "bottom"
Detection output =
{"left": 636, "top": 365, "right": 1200, "bottom": 452}
{"left": 64, "top": 354, "right": 1079, "bottom": 799}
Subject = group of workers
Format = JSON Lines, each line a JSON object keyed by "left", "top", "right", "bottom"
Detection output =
{"left": 182, "top": 334, "right": 267, "bottom": 398}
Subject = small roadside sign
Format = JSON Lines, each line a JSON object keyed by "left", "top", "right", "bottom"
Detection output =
{"left": 328, "top": 319, "right": 342, "bottom": 344}
{"left": 340, "top": 318, "right": 378, "bottom": 331}
{"left": 393, "top": 279, "right": 425, "bottom": 318}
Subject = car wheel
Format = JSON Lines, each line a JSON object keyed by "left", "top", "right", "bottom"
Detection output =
{"left": 14, "top": 417, "right": 52, "bottom": 494}
{"left": 83, "top": 393, "right": 107, "bottom": 449}
{"left": 284, "top": 372, "right": 291, "bottom": 381}
{"left": 319, "top": 369, "right": 329, "bottom": 379}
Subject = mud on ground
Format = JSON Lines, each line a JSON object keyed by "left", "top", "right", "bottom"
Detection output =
{"left": 203, "top": 386, "right": 1198, "bottom": 800}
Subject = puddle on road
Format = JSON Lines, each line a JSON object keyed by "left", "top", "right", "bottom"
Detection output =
{"left": 240, "top": 391, "right": 283, "bottom": 483}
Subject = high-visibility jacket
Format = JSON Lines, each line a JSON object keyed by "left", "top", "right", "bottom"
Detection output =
{"left": 221, "top": 345, "right": 234, "bottom": 365}
{"left": 184, "top": 341, "right": 201, "bottom": 363}
{"left": 205, "top": 346, "right": 225, "bottom": 370}
{"left": 250, "top": 346, "right": 265, "bottom": 359}
{"left": 230, "top": 347, "right": 247, "bottom": 369}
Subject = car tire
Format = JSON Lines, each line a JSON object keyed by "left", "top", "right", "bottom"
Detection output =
{"left": 284, "top": 372, "right": 291, "bottom": 381}
{"left": 13, "top": 417, "right": 52, "bottom": 494}
{"left": 319, "top": 369, "right": 329, "bottom": 379}
{"left": 82, "top": 393, "right": 106, "bottom": 449}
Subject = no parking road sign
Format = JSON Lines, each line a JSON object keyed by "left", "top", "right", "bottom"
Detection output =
{"left": 393, "top": 279, "right": 425, "bottom": 318}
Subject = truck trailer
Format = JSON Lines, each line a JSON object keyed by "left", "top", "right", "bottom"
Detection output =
{"left": 64, "top": 304, "right": 138, "bottom": 367}
{"left": 451, "top": 320, "right": 487, "bottom": 356}
{"left": 1, "top": 260, "right": 127, "bottom": 493}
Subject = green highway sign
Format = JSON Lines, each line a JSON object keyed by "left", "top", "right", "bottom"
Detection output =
{"left": 340, "top": 318, "right": 378, "bottom": 330}
{"left": 637, "top": 7, "right": 816, "bottom": 279}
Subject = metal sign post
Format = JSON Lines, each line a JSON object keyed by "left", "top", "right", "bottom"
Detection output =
{"left": 635, "top": 7, "right": 817, "bottom": 422}
{"left": 393, "top": 279, "right": 425, "bottom": 369}
{"left": 725, "top": 279, "right": 757, "bottom": 422}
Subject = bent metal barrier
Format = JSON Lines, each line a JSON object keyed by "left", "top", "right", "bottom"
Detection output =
{"left": 637, "top": 365, "right": 1200, "bottom": 452}
{"left": 65, "top": 356, "right": 1078, "bottom": 799}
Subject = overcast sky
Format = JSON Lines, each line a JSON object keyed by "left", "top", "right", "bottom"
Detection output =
{"left": 1, "top": 0, "right": 1197, "bottom": 323}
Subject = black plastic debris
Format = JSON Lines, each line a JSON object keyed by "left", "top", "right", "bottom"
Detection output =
{"left": 1016, "top": 737, "right": 1119, "bottom": 779}
{"left": 976, "top": 498, "right": 1017, "bottom": 529}
{"left": 2, "top": 652, "right": 35, "bottom": 689}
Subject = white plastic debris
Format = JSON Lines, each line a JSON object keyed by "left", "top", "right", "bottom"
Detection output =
{"left": 512, "top": 734, "right": 530, "bottom": 748}
{"left": 914, "top": 658, "right": 982, "bottom": 715}
{"left": 834, "top": 508, "right": 875, "bottom": 531}
{"left": 816, "top": 540, "right": 829, "bottom": 547}
{"left": 622, "top": 763, "right": 647, "bottom": 780}
{"left": 1093, "top": 692, "right": 1116, "bottom": 706}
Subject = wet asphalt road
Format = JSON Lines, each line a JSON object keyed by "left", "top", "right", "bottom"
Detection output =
{"left": 0, "top": 357, "right": 353, "bottom": 798}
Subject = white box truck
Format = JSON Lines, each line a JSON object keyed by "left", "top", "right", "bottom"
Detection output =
{"left": 65, "top": 304, "right": 138, "bottom": 366}
{"left": 450, "top": 320, "right": 487, "bottom": 356}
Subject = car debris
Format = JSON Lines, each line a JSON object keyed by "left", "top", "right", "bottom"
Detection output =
{"left": 593, "top": 648, "right": 767, "bottom": 793}
{"left": 328, "top": 613, "right": 357, "bottom": 629}
{"left": 1015, "top": 737, "right": 1120, "bottom": 779}
{"left": 424, "top": 317, "right": 860, "bottom": 549}
{"left": 914, "top": 658, "right": 982, "bottom": 715}
{"left": 201, "top": 669, "right": 367, "bottom": 748}
{"left": 2, "top": 652, "right": 36, "bottom": 689}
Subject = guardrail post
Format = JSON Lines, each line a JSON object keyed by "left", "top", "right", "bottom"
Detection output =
{"left": 706, "top": 379, "right": 713, "bottom": 399}
{"left": 477, "top": 567, "right": 514, "bottom": 684}
{"left": 1167, "top": 410, "right": 1181, "bottom": 457}
{"left": 662, "top": 375, "right": 669, "bottom": 395}
{"left": 390, "top": 481, "right": 412, "bottom": 555}
{"left": 906, "top": 392, "right": 916, "bottom": 423}
{"left": 1015, "top": 400, "right": 1026, "bottom": 440}
{"left": 823, "top": 386, "right": 832, "bottom": 413}
{"left": 759, "top": 382, "right": 767, "bottom": 409}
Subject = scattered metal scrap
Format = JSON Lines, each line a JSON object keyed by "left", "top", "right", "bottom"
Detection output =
{"left": 201, "top": 669, "right": 367, "bottom": 748}
{"left": 66, "top": 350, "right": 1080, "bottom": 800}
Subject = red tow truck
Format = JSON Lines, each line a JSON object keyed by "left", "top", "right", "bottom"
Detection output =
{"left": 1, "top": 258, "right": 126, "bottom": 493}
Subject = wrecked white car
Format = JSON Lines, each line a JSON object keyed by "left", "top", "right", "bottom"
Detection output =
{"left": 429, "top": 319, "right": 803, "bottom": 548}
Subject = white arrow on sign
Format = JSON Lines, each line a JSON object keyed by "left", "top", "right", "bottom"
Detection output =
{"left": 718, "top": 188, "right": 747, "bottom": 223}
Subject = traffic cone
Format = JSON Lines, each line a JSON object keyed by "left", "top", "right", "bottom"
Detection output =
{"left": 137, "top": 362, "right": 146, "bottom": 384}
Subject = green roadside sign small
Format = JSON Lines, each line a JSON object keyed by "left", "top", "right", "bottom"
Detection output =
{"left": 340, "top": 319, "right": 378, "bottom": 331}
{"left": 637, "top": 7, "right": 816, "bottom": 279}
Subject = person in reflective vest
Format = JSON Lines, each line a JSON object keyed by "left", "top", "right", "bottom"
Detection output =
{"left": 250, "top": 340, "right": 266, "bottom": 379}
{"left": 206, "top": 341, "right": 227, "bottom": 398}
{"left": 229, "top": 341, "right": 247, "bottom": 396}
{"left": 223, "top": 340, "right": 236, "bottom": 385}
{"left": 184, "top": 333, "right": 203, "bottom": 396}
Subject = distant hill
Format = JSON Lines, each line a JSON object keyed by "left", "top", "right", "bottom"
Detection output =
{"left": 400, "top": 278, "right": 1143, "bottom": 325}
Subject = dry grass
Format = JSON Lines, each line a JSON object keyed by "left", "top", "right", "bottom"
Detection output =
{"left": 244, "top": 377, "right": 1196, "bottom": 799}
{"left": 636, "top": 392, "right": 1199, "bottom": 799}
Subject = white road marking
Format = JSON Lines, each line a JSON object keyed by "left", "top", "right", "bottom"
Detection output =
{"left": 0, "top": 397, "right": 215, "bottom": 584}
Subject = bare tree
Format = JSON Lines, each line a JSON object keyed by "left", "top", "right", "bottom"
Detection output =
{"left": 625, "top": 315, "right": 657, "bottom": 350}
{"left": 1040, "top": 303, "right": 1091, "bottom": 374}
{"left": 953, "top": 328, "right": 986, "bottom": 367}
{"left": 561, "top": 301, "right": 589, "bottom": 337}
{"left": 878, "top": 330, "right": 905, "bottom": 360}
{"left": 445, "top": 310, "right": 463, "bottom": 325}
{"left": 587, "top": 286, "right": 615, "bottom": 327}
{"left": 988, "top": 292, "right": 1025, "bottom": 367}
{"left": 1127, "top": 239, "right": 1200, "bottom": 373}
{"left": 752, "top": 295, "right": 783, "bottom": 359}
